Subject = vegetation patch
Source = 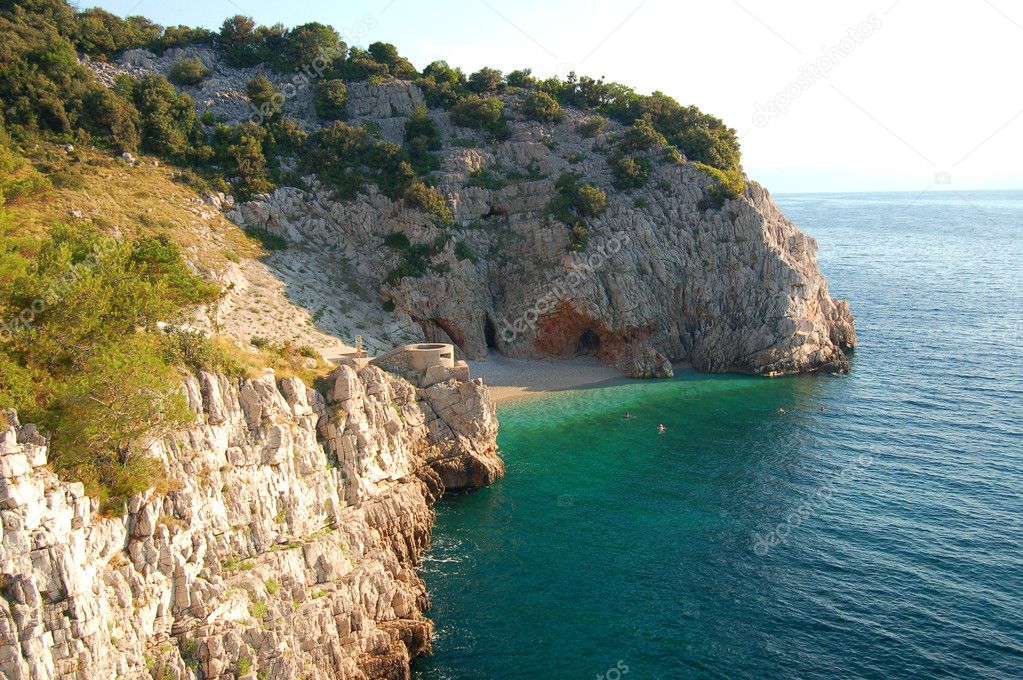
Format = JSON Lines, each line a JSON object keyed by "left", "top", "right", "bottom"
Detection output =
{"left": 169, "top": 58, "right": 209, "bottom": 86}
{"left": 548, "top": 172, "right": 607, "bottom": 251}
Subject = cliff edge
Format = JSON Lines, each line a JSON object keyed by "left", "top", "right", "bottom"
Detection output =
{"left": 0, "top": 363, "right": 501, "bottom": 680}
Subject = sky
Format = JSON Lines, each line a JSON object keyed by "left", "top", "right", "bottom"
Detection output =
{"left": 84, "top": 0, "right": 1023, "bottom": 194}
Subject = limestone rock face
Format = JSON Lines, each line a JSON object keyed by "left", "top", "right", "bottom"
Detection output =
{"left": 0, "top": 364, "right": 501, "bottom": 680}
{"left": 229, "top": 139, "right": 856, "bottom": 377}
{"left": 84, "top": 53, "right": 855, "bottom": 378}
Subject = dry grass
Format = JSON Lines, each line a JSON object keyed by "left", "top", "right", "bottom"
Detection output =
{"left": 213, "top": 336, "right": 333, "bottom": 386}
{"left": 7, "top": 144, "right": 264, "bottom": 271}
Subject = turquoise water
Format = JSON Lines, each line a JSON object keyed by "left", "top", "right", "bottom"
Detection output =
{"left": 413, "top": 191, "right": 1023, "bottom": 679}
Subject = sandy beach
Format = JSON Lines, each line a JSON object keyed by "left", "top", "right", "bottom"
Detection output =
{"left": 467, "top": 355, "right": 632, "bottom": 404}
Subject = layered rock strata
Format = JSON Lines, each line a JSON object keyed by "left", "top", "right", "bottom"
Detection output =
{"left": 0, "top": 363, "right": 501, "bottom": 680}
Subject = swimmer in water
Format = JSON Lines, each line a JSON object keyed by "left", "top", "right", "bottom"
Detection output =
{"left": 778, "top": 408, "right": 786, "bottom": 415}
{"left": 623, "top": 412, "right": 632, "bottom": 420}
{"left": 657, "top": 424, "right": 666, "bottom": 434}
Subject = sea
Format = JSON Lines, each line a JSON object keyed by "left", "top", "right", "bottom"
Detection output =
{"left": 412, "top": 190, "right": 1023, "bottom": 679}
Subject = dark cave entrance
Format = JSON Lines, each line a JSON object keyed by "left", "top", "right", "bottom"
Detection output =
{"left": 431, "top": 318, "right": 465, "bottom": 348}
{"left": 484, "top": 315, "right": 498, "bottom": 349}
{"left": 576, "top": 329, "right": 601, "bottom": 357}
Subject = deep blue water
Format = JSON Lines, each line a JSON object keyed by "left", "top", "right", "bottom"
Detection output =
{"left": 412, "top": 190, "right": 1023, "bottom": 679}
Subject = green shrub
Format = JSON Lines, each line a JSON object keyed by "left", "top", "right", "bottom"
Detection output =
{"left": 506, "top": 69, "right": 535, "bottom": 88}
{"left": 403, "top": 104, "right": 440, "bottom": 173}
{"left": 81, "top": 86, "right": 142, "bottom": 152}
{"left": 694, "top": 162, "right": 746, "bottom": 209}
{"left": 169, "top": 58, "right": 209, "bottom": 86}
{"left": 0, "top": 225, "right": 219, "bottom": 514}
{"left": 74, "top": 8, "right": 158, "bottom": 58}
{"left": 610, "top": 154, "right": 650, "bottom": 189}
{"left": 404, "top": 180, "right": 451, "bottom": 222}
{"left": 574, "top": 183, "right": 607, "bottom": 217}
{"left": 466, "top": 168, "right": 507, "bottom": 190}
{"left": 124, "top": 75, "right": 206, "bottom": 164}
{"left": 246, "top": 76, "right": 279, "bottom": 113}
{"left": 338, "top": 48, "right": 389, "bottom": 81}
{"left": 268, "top": 117, "right": 308, "bottom": 152}
{"left": 211, "top": 122, "right": 274, "bottom": 198}
{"left": 282, "top": 22, "right": 343, "bottom": 71}
{"left": 454, "top": 240, "right": 476, "bottom": 262}
{"left": 547, "top": 173, "right": 606, "bottom": 251}
{"left": 159, "top": 329, "right": 247, "bottom": 379}
{"left": 468, "top": 67, "right": 503, "bottom": 94}
{"left": 0, "top": 145, "right": 51, "bottom": 204}
{"left": 152, "top": 26, "right": 215, "bottom": 53}
{"left": 522, "top": 92, "right": 562, "bottom": 123}
{"left": 218, "top": 15, "right": 261, "bottom": 67}
{"left": 416, "top": 61, "right": 466, "bottom": 108}
{"left": 450, "top": 96, "right": 506, "bottom": 135}
{"left": 621, "top": 115, "right": 666, "bottom": 152}
{"left": 44, "top": 335, "right": 194, "bottom": 515}
{"left": 578, "top": 116, "right": 608, "bottom": 138}
{"left": 313, "top": 79, "right": 347, "bottom": 119}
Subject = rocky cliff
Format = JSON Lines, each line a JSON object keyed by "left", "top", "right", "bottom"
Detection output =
{"left": 87, "top": 46, "right": 856, "bottom": 379}
{"left": 0, "top": 363, "right": 502, "bottom": 679}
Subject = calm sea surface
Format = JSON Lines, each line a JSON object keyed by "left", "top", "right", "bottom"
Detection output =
{"left": 412, "top": 191, "right": 1023, "bottom": 679}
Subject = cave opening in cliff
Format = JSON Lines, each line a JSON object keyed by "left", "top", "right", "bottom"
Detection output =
{"left": 484, "top": 316, "right": 498, "bottom": 349}
{"left": 576, "top": 329, "right": 601, "bottom": 356}
{"left": 432, "top": 318, "right": 466, "bottom": 348}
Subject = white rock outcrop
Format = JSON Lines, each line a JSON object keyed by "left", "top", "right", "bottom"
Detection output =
{"left": 0, "top": 364, "right": 501, "bottom": 679}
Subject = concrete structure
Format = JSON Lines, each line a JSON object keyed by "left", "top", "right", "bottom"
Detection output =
{"left": 406, "top": 343, "right": 455, "bottom": 371}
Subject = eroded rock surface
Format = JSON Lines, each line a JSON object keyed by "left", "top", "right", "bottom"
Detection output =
{"left": 86, "top": 51, "right": 855, "bottom": 378}
{"left": 0, "top": 364, "right": 501, "bottom": 680}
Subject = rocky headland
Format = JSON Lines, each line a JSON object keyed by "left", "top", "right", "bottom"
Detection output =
{"left": 0, "top": 362, "right": 501, "bottom": 679}
{"left": 87, "top": 45, "right": 856, "bottom": 379}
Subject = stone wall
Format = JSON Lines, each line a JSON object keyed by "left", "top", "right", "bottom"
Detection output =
{"left": 0, "top": 365, "right": 502, "bottom": 680}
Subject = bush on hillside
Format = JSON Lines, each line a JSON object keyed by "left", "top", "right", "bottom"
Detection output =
{"left": 246, "top": 76, "right": 277, "bottom": 109}
{"left": 506, "top": 69, "right": 535, "bottom": 89}
{"left": 450, "top": 95, "right": 506, "bottom": 136}
{"left": 522, "top": 91, "right": 563, "bottom": 123}
{"left": 313, "top": 79, "right": 347, "bottom": 119}
{"left": 283, "top": 22, "right": 343, "bottom": 71}
{"left": 74, "top": 8, "right": 160, "bottom": 58}
{"left": 416, "top": 61, "right": 466, "bottom": 108}
{"left": 0, "top": 223, "right": 220, "bottom": 513}
{"left": 610, "top": 154, "right": 650, "bottom": 190}
{"left": 403, "top": 180, "right": 451, "bottom": 222}
{"left": 404, "top": 104, "right": 441, "bottom": 173}
{"left": 123, "top": 74, "right": 207, "bottom": 163}
{"left": 169, "top": 57, "right": 209, "bottom": 86}
{"left": 578, "top": 116, "right": 608, "bottom": 138}
{"left": 694, "top": 162, "right": 746, "bottom": 209}
{"left": 621, "top": 114, "right": 666, "bottom": 151}
{"left": 468, "top": 67, "right": 503, "bottom": 95}
{"left": 218, "top": 15, "right": 261, "bottom": 66}
{"left": 548, "top": 173, "right": 606, "bottom": 251}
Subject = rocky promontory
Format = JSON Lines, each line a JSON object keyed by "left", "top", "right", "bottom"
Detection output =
{"left": 0, "top": 363, "right": 501, "bottom": 679}
{"left": 86, "top": 45, "right": 856, "bottom": 380}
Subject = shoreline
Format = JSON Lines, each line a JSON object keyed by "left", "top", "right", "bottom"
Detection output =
{"left": 468, "top": 355, "right": 636, "bottom": 404}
